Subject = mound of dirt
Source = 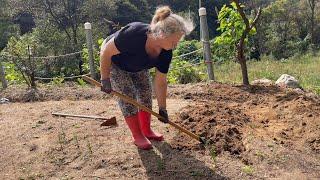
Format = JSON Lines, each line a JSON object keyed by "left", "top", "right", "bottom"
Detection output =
{"left": 170, "top": 82, "right": 320, "bottom": 157}
{"left": 173, "top": 102, "right": 249, "bottom": 155}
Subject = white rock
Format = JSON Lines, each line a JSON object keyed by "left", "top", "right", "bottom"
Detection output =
{"left": 0, "top": 98, "right": 9, "bottom": 104}
{"left": 275, "top": 74, "right": 301, "bottom": 89}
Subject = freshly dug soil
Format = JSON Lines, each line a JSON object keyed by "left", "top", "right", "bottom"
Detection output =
{"left": 169, "top": 83, "right": 320, "bottom": 158}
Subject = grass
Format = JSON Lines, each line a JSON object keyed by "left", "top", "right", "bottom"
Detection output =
{"left": 210, "top": 146, "right": 217, "bottom": 162}
{"left": 190, "top": 170, "right": 204, "bottom": 177}
{"left": 199, "top": 52, "right": 320, "bottom": 95}
{"left": 86, "top": 139, "right": 93, "bottom": 155}
{"left": 156, "top": 159, "right": 165, "bottom": 171}
{"left": 255, "top": 151, "right": 265, "bottom": 159}
{"left": 73, "top": 133, "right": 80, "bottom": 149}
{"left": 242, "top": 165, "right": 254, "bottom": 175}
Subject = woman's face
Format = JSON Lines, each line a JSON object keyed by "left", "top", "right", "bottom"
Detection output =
{"left": 159, "top": 32, "right": 184, "bottom": 50}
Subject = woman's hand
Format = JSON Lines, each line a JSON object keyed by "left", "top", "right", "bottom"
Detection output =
{"left": 101, "top": 78, "right": 112, "bottom": 94}
{"left": 158, "top": 108, "right": 169, "bottom": 123}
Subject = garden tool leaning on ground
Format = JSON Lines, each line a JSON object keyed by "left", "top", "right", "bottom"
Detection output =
{"left": 52, "top": 112, "right": 117, "bottom": 126}
{"left": 82, "top": 75, "right": 206, "bottom": 144}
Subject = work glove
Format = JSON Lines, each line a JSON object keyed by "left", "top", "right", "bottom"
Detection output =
{"left": 158, "top": 108, "right": 169, "bottom": 123}
{"left": 101, "top": 78, "right": 112, "bottom": 94}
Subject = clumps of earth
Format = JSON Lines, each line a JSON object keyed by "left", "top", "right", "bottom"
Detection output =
{"left": 169, "top": 82, "right": 320, "bottom": 157}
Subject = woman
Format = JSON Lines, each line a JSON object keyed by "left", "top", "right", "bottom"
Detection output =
{"left": 99, "top": 6, "right": 193, "bottom": 150}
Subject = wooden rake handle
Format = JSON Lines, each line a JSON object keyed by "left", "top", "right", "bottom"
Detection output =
{"left": 82, "top": 75, "right": 205, "bottom": 143}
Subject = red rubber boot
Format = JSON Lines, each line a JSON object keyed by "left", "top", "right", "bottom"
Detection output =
{"left": 125, "top": 114, "right": 152, "bottom": 150}
{"left": 138, "top": 110, "right": 164, "bottom": 141}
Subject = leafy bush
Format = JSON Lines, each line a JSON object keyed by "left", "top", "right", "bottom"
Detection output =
{"left": 174, "top": 40, "right": 202, "bottom": 63}
{"left": 76, "top": 78, "right": 87, "bottom": 87}
{"left": 2, "top": 61, "right": 24, "bottom": 84}
{"left": 81, "top": 38, "right": 103, "bottom": 75}
{"left": 167, "top": 59, "right": 204, "bottom": 84}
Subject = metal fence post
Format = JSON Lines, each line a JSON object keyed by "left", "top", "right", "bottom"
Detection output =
{"left": 84, "top": 22, "right": 96, "bottom": 79}
{"left": 199, "top": 7, "right": 215, "bottom": 81}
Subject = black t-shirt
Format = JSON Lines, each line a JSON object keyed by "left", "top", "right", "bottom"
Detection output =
{"left": 109, "top": 22, "right": 172, "bottom": 73}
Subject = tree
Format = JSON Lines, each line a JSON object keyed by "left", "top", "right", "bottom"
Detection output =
{"left": 307, "top": 0, "right": 319, "bottom": 46}
{"left": 0, "top": 0, "right": 19, "bottom": 51}
{"left": 256, "top": 0, "right": 308, "bottom": 59}
{"left": 3, "top": 34, "right": 41, "bottom": 88}
{"left": 13, "top": 12, "right": 35, "bottom": 35}
{"left": 214, "top": 2, "right": 260, "bottom": 85}
{"left": 36, "top": 0, "right": 86, "bottom": 74}
{"left": 232, "top": 0, "right": 261, "bottom": 85}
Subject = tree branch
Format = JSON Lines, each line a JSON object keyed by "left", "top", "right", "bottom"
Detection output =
{"left": 232, "top": 0, "right": 249, "bottom": 28}
{"left": 249, "top": 7, "right": 261, "bottom": 30}
{"left": 42, "top": 0, "right": 72, "bottom": 41}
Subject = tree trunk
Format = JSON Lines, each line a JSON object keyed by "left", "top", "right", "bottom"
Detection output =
{"left": 232, "top": 0, "right": 261, "bottom": 86}
{"left": 308, "top": 0, "right": 316, "bottom": 45}
{"left": 237, "top": 42, "right": 249, "bottom": 85}
{"left": 239, "top": 58, "right": 249, "bottom": 85}
{"left": 30, "top": 72, "right": 36, "bottom": 89}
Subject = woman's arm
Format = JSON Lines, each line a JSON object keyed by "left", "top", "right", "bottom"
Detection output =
{"left": 154, "top": 69, "right": 167, "bottom": 109}
{"left": 100, "top": 37, "right": 120, "bottom": 80}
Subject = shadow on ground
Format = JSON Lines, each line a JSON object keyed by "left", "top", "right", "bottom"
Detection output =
{"left": 138, "top": 141, "right": 227, "bottom": 180}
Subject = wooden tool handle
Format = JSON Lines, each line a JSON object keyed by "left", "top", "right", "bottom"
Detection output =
{"left": 52, "top": 112, "right": 110, "bottom": 120}
{"left": 82, "top": 75, "right": 202, "bottom": 143}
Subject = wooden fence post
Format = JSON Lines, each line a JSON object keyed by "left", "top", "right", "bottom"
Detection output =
{"left": 199, "top": 7, "right": 215, "bottom": 81}
{"left": 84, "top": 22, "right": 97, "bottom": 79}
{"left": 0, "top": 56, "right": 8, "bottom": 89}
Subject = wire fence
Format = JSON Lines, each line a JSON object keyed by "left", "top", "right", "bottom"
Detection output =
{"left": 172, "top": 48, "right": 203, "bottom": 60}
{"left": 2, "top": 48, "right": 319, "bottom": 93}
{"left": 34, "top": 73, "right": 91, "bottom": 80}
{"left": 1, "top": 46, "right": 207, "bottom": 83}
{"left": 0, "top": 51, "right": 82, "bottom": 60}
{"left": 0, "top": 51, "right": 86, "bottom": 83}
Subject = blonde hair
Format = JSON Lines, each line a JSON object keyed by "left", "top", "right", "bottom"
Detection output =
{"left": 150, "top": 6, "right": 194, "bottom": 38}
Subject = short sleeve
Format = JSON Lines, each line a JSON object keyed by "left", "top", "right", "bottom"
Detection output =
{"left": 113, "top": 23, "right": 146, "bottom": 53}
{"left": 156, "top": 50, "right": 173, "bottom": 74}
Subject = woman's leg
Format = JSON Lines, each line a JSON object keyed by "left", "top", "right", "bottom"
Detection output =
{"left": 131, "top": 70, "right": 164, "bottom": 141}
{"left": 110, "top": 64, "right": 152, "bottom": 150}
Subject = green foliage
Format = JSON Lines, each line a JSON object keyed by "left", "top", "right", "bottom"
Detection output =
{"left": 51, "top": 76, "right": 65, "bottom": 86}
{"left": 210, "top": 145, "right": 217, "bottom": 162}
{"left": 32, "top": 25, "right": 71, "bottom": 55}
{"left": 242, "top": 165, "right": 254, "bottom": 174}
{"left": 254, "top": 0, "right": 314, "bottom": 59}
{"left": 213, "top": 2, "right": 257, "bottom": 62}
{"left": 166, "top": 40, "right": 205, "bottom": 84}
{"left": 113, "top": 0, "right": 151, "bottom": 24}
{"left": 2, "top": 32, "right": 45, "bottom": 87}
{"left": 3, "top": 61, "right": 23, "bottom": 84}
{"left": 174, "top": 40, "right": 202, "bottom": 63}
{"left": 0, "top": 20, "right": 19, "bottom": 51}
{"left": 167, "top": 60, "right": 204, "bottom": 84}
{"left": 5, "top": 33, "right": 40, "bottom": 57}
{"left": 76, "top": 78, "right": 87, "bottom": 87}
{"left": 2, "top": 29, "right": 82, "bottom": 85}
{"left": 81, "top": 38, "right": 102, "bottom": 73}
